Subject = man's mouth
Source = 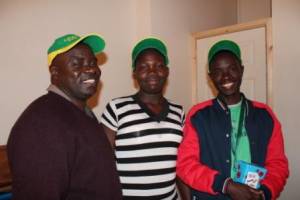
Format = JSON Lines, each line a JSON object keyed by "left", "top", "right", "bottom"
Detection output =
{"left": 222, "top": 82, "right": 234, "bottom": 89}
{"left": 82, "top": 78, "right": 98, "bottom": 87}
{"left": 148, "top": 78, "right": 159, "bottom": 83}
{"left": 83, "top": 79, "right": 96, "bottom": 84}
{"left": 146, "top": 76, "right": 161, "bottom": 83}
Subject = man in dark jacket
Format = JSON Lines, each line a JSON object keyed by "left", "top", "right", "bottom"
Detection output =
{"left": 7, "top": 34, "right": 122, "bottom": 200}
{"left": 176, "top": 40, "right": 289, "bottom": 200}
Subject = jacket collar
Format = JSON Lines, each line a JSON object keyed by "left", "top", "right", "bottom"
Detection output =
{"left": 215, "top": 93, "right": 249, "bottom": 116}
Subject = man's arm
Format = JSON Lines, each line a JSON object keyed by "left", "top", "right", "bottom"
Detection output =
{"left": 176, "top": 176, "right": 191, "bottom": 200}
{"left": 260, "top": 108, "right": 289, "bottom": 200}
{"left": 100, "top": 101, "right": 118, "bottom": 149}
{"left": 176, "top": 116, "right": 223, "bottom": 195}
{"left": 101, "top": 124, "right": 117, "bottom": 148}
{"left": 7, "top": 117, "right": 69, "bottom": 200}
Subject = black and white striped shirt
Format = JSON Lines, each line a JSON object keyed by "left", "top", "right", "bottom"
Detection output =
{"left": 101, "top": 94, "right": 185, "bottom": 200}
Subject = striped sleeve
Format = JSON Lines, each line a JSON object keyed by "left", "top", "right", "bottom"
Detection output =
{"left": 101, "top": 101, "right": 118, "bottom": 131}
{"left": 181, "top": 109, "right": 186, "bottom": 125}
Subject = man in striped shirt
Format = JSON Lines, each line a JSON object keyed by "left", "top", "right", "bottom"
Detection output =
{"left": 101, "top": 38, "right": 190, "bottom": 199}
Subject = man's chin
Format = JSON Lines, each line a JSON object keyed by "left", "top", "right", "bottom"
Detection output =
{"left": 84, "top": 87, "right": 98, "bottom": 95}
{"left": 84, "top": 92, "right": 96, "bottom": 99}
{"left": 78, "top": 91, "right": 97, "bottom": 101}
{"left": 218, "top": 87, "right": 240, "bottom": 96}
{"left": 145, "top": 90, "right": 163, "bottom": 95}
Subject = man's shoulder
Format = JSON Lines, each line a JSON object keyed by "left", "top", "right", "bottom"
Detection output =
{"left": 106, "top": 95, "right": 136, "bottom": 108}
{"left": 189, "top": 99, "right": 214, "bottom": 114}
{"left": 247, "top": 99, "right": 275, "bottom": 114}
{"left": 9, "top": 93, "right": 68, "bottom": 140}
{"left": 247, "top": 100, "right": 280, "bottom": 123}
{"left": 182, "top": 99, "right": 215, "bottom": 123}
{"left": 250, "top": 100, "right": 270, "bottom": 109}
{"left": 20, "top": 93, "right": 51, "bottom": 113}
{"left": 24, "top": 92, "right": 68, "bottom": 112}
{"left": 166, "top": 99, "right": 184, "bottom": 110}
{"left": 111, "top": 95, "right": 134, "bottom": 102}
{"left": 14, "top": 92, "right": 75, "bottom": 126}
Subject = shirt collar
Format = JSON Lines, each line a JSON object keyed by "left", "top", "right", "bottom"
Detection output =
{"left": 47, "top": 84, "right": 96, "bottom": 119}
{"left": 47, "top": 84, "right": 72, "bottom": 102}
{"left": 216, "top": 93, "right": 249, "bottom": 116}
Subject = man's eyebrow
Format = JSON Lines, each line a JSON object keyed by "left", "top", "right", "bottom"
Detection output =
{"left": 68, "top": 55, "right": 85, "bottom": 61}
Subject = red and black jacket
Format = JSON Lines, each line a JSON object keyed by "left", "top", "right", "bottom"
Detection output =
{"left": 176, "top": 95, "right": 289, "bottom": 200}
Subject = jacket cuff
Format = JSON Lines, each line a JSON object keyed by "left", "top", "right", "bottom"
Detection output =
{"left": 212, "top": 173, "right": 227, "bottom": 193}
{"left": 260, "top": 184, "right": 272, "bottom": 200}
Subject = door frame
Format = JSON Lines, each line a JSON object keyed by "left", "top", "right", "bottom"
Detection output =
{"left": 191, "top": 18, "right": 273, "bottom": 106}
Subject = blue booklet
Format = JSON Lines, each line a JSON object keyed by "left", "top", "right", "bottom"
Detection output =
{"left": 233, "top": 160, "right": 267, "bottom": 189}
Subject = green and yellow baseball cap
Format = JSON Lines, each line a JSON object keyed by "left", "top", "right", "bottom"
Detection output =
{"left": 131, "top": 37, "right": 168, "bottom": 69}
{"left": 47, "top": 33, "right": 105, "bottom": 66}
{"left": 208, "top": 40, "right": 241, "bottom": 64}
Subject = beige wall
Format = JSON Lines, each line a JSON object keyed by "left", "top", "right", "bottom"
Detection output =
{"left": 150, "top": 0, "right": 237, "bottom": 111}
{"left": 0, "top": 0, "right": 236, "bottom": 144}
{"left": 237, "top": 0, "right": 271, "bottom": 23}
{"left": 0, "top": 0, "right": 138, "bottom": 144}
{"left": 272, "top": 0, "right": 300, "bottom": 199}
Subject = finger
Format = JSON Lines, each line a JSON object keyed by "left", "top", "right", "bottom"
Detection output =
{"left": 260, "top": 193, "right": 265, "bottom": 200}
{"left": 254, "top": 191, "right": 265, "bottom": 200}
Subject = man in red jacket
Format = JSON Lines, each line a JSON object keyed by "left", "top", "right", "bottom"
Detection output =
{"left": 176, "top": 40, "right": 289, "bottom": 200}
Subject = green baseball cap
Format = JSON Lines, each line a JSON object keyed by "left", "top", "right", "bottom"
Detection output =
{"left": 131, "top": 37, "right": 169, "bottom": 69}
{"left": 208, "top": 40, "right": 241, "bottom": 64}
{"left": 48, "top": 33, "right": 105, "bottom": 66}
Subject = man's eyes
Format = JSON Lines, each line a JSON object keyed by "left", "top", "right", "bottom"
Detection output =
{"left": 156, "top": 64, "right": 166, "bottom": 68}
{"left": 211, "top": 69, "right": 222, "bottom": 75}
{"left": 89, "top": 61, "right": 98, "bottom": 67}
{"left": 137, "top": 63, "right": 165, "bottom": 69}
{"left": 69, "top": 59, "right": 97, "bottom": 67}
{"left": 69, "top": 60, "right": 80, "bottom": 67}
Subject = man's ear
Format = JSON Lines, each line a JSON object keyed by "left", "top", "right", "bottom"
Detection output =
{"left": 132, "top": 71, "right": 139, "bottom": 89}
{"left": 49, "top": 65, "right": 59, "bottom": 82}
{"left": 207, "top": 67, "right": 212, "bottom": 78}
{"left": 132, "top": 69, "right": 137, "bottom": 80}
{"left": 165, "top": 67, "right": 169, "bottom": 77}
{"left": 241, "top": 65, "right": 244, "bottom": 75}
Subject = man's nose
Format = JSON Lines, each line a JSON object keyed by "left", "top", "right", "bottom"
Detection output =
{"left": 84, "top": 65, "right": 100, "bottom": 75}
{"left": 222, "top": 69, "right": 231, "bottom": 79}
{"left": 148, "top": 64, "right": 158, "bottom": 73}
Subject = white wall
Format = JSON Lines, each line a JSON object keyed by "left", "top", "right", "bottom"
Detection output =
{"left": 272, "top": 0, "right": 300, "bottom": 199}
{"left": 237, "top": 0, "right": 271, "bottom": 23}
{"left": 150, "top": 0, "right": 237, "bottom": 110}
{"left": 0, "top": 0, "right": 139, "bottom": 144}
{"left": 0, "top": 0, "right": 236, "bottom": 144}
